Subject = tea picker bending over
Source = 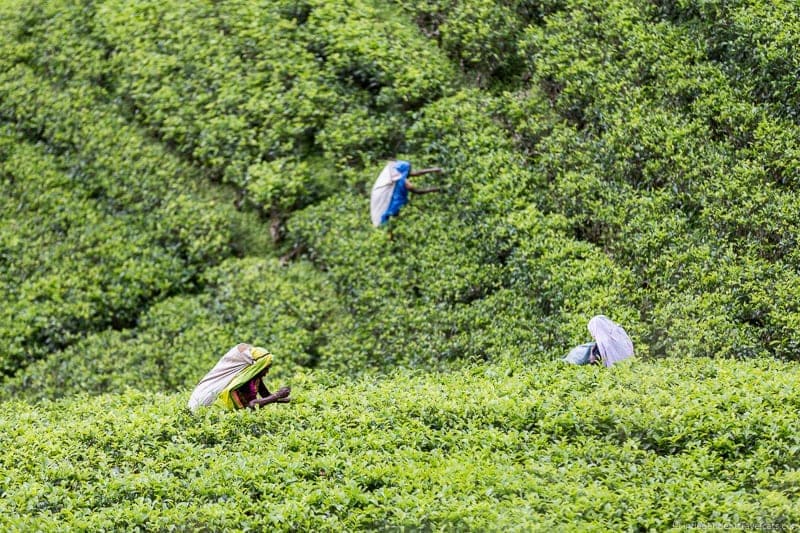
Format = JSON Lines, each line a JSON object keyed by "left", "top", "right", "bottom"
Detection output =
{"left": 188, "top": 343, "right": 291, "bottom": 412}
{"left": 563, "top": 315, "right": 634, "bottom": 367}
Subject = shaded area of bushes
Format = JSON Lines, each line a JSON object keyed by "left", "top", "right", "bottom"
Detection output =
{"left": 3, "top": 0, "right": 800, "bottom": 392}
{"left": 0, "top": 97, "right": 236, "bottom": 376}
{"left": 1, "top": 258, "right": 338, "bottom": 402}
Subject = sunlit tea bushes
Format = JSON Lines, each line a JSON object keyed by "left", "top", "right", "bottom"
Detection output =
{"left": 503, "top": 0, "right": 800, "bottom": 360}
{"left": 1, "top": 358, "right": 798, "bottom": 530}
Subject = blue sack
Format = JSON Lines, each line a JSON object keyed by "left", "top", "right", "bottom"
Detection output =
{"left": 562, "top": 342, "right": 596, "bottom": 365}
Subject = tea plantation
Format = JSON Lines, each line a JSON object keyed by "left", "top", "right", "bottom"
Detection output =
{"left": 1, "top": 0, "right": 799, "bottom": 530}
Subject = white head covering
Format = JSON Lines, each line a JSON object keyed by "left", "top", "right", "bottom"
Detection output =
{"left": 188, "top": 344, "right": 263, "bottom": 411}
{"left": 588, "top": 315, "right": 634, "bottom": 367}
{"left": 370, "top": 161, "right": 406, "bottom": 227}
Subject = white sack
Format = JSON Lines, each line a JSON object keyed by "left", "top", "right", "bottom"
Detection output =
{"left": 588, "top": 315, "right": 634, "bottom": 367}
{"left": 188, "top": 344, "right": 255, "bottom": 411}
{"left": 370, "top": 162, "right": 402, "bottom": 227}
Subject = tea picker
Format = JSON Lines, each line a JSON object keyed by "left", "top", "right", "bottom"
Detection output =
{"left": 370, "top": 160, "right": 443, "bottom": 227}
{"left": 188, "top": 343, "right": 291, "bottom": 411}
{"left": 563, "top": 315, "right": 634, "bottom": 367}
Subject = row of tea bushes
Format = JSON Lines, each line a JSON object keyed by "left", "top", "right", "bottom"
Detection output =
{"left": 0, "top": 118, "right": 236, "bottom": 376}
{"left": 1, "top": 356, "right": 797, "bottom": 530}
{"left": 493, "top": 0, "right": 800, "bottom": 360}
{"left": 0, "top": 257, "right": 339, "bottom": 402}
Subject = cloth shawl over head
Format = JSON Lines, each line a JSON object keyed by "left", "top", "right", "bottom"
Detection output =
{"left": 370, "top": 160, "right": 411, "bottom": 227}
{"left": 588, "top": 315, "right": 634, "bottom": 367}
{"left": 188, "top": 345, "right": 272, "bottom": 411}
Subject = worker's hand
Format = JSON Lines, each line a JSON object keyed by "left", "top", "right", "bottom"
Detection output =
{"left": 271, "top": 386, "right": 291, "bottom": 402}
{"left": 251, "top": 386, "right": 291, "bottom": 407}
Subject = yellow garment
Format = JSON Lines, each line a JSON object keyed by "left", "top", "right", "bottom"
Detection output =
{"left": 214, "top": 350, "right": 273, "bottom": 410}
{"left": 251, "top": 346, "right": 269, "bottom": 360}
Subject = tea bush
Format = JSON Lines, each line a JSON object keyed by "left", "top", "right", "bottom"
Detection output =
{"left": 507, "top": 0, "right": 800, "bottom": 360}
{"left": 93, "top": 0, "right": 456, "bottom": 206}
{"left": 0, "top": 120, "right": 235, "bottom": 376}
{"left": 1, "top": 358, "right": 798, "bottom": 530}
{"left": 1, "top": 257, "right": 338, "bottom": 401}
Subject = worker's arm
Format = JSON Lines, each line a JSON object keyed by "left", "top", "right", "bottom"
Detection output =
{"left": 409, "top": 166, "right": 443, "bottom": 177}
{"left": 589, "top": 344, "right": 602, "bottom": 365}
{"left": 405, "top": 180, "right": 441, "bottom": 195}
{"left": 248, "top": 386, "right": 291, "bottom": 408}
{"left": 257, "top": 378, "right": 270, "bottom": 397}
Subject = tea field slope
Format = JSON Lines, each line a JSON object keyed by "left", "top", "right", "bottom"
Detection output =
{"left": 1, "top": 0, "right": 800, "bottom": 529}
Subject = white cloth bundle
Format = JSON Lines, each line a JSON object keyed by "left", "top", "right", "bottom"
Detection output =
{"left": 588, "top": 315, "right": 634, "bottom": 367}
{"left": 370, "top": 161, "right": 403, "bottom": 227}
{"left": 188, "top": 344, "right": 256, "bottom": 411}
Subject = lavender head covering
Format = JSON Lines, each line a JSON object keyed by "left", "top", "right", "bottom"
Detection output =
{"left": 588, "top": 315, "right": 634, "bottom": 367}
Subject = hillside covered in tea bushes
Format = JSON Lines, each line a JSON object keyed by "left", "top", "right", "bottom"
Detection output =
{"left": 1, "top": 0, "right": 799, "bottom": 529}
